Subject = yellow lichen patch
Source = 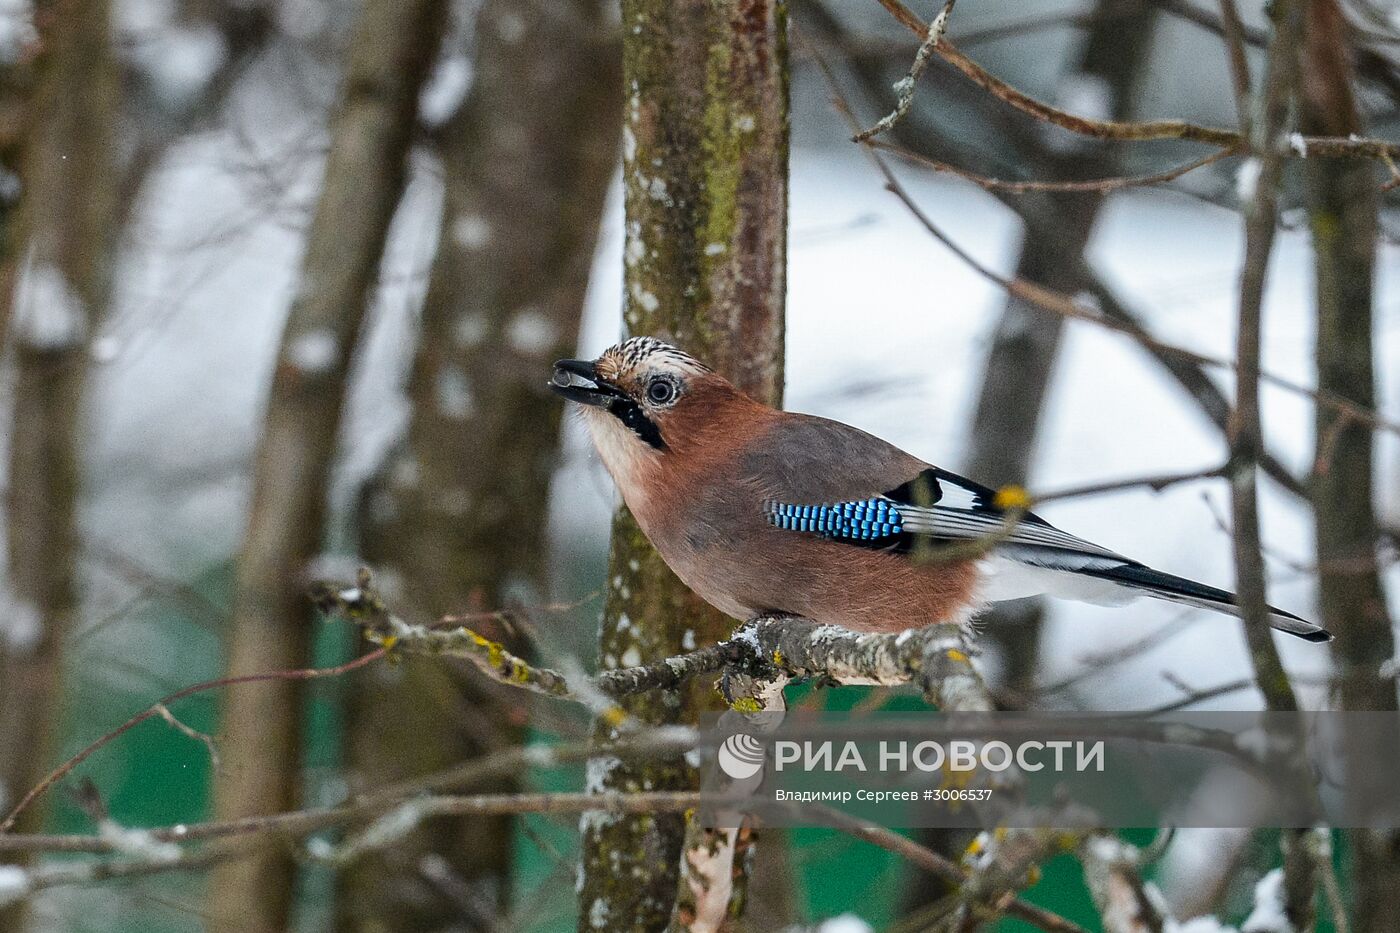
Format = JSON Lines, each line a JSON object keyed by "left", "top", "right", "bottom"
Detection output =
{"left": 601, "top": 705, "right": 629, "bottom": 728}
{"left": 1312, "top": 211, "right": 1340, "bottom": 241}
{"left": 771, "top": 649, "right": 784, "bottom": 666}
{"left": 992, "top": 484, "right": 1032, "bottom": 510}
{"left": 729, "top": 696, "right": 762, "bottom": 714}
{"left": 945, "top": 648, "right": 969, "bottom": 664}
{"left": 468, "top": 629, "right": 506, "bottom": 669}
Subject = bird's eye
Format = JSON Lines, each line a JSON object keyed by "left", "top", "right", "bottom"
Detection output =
{"left": 646, "top": 377, "right": 679, "bottom": 406}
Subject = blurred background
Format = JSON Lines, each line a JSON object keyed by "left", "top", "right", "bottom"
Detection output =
{"left": 0, "top": 0, "right": 1396, "bottom": 930}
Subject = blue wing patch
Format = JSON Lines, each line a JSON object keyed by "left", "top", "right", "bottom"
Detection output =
{"left": 765, "top": 497, "right": 904, "bottom": 542}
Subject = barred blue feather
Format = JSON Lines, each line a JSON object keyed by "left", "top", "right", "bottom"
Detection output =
{"left": 765, "top": 497, "right": 904, "bottom": 542}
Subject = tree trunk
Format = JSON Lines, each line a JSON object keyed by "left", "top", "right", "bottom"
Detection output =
{"left": 966, "top": 0, "right": 1156, "bottom": 701}
{"left": 577, "top": 0, "right": 787, "bottom": 929}
{"left": 0, "top": 2, "right": 118, "bottom": 930}
{"left": 338, "top": 1, "right": 620, "bottom": 928}
{"left": 204, "top": 2, "right": 447, "bottom": 930}
{"left": 896, "top": 3, "right": 1153, "bottom": 915}
{"left": 1299, "top": 2, "right": 1400, "bottom": 928}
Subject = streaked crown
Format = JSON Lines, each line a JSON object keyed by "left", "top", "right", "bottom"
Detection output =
{"left": 595, "top": 337, "right": 712, "bottom": 383}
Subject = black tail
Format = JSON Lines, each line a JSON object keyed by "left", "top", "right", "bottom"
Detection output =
{"left": 1081, "top": 563, "right": 1332, "bottom": 642}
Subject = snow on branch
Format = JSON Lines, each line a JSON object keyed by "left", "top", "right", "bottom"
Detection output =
{"left": 311, "top": 569, "right": 991, "bottom": 713}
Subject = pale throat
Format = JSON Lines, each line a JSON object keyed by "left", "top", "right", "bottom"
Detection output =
{"left": 584, "top": 407, "right": 665, "bottom": 514}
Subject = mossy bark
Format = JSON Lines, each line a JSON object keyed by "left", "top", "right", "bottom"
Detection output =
{"left": 338, "top": 1, "right": 620, "bottom": 928}
{"left": 578, "top": 1, "right": 787, "bottom": 929}
{"left": 204, "top": 2, "right": 447, "bottom": 930}
{"left": 0, "top": 2, "right": 117, "bottom": 930}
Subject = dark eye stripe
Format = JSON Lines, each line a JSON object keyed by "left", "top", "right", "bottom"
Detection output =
{"left": 608, "top": 398, "right": 666, "bottom": 449}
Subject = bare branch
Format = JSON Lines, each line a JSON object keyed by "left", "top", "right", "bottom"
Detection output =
{"left": 853, "top": 0, "right": 956, "bottom": 142}
{"left": 1030, "top": 464, "right": 1231, "bottom": 506}
{"left": 315, "top": 573, "right": 988, "bottom": 710}
{"left": 152, "top": 704, "right": 220, "bottom": 772}
{"left": 0, "top": 786, "right": 1085, "bottom": 933}
{"left": 871, "top": 0, "right": 1400, "bottom": 160}
{"left": 0, "top": 650, "right": 386, "bottom": 833}
{"left": 1230, "top": 0, "right": 1304, "bottom": 715}
{"left": 870, "top": 139, "right": 1239, "bottom": 194}
{"left": 1217, "top": 0, "right": 1253, "bottom": 126}
{"left": 804, "top": 33, "right": 1400, "bottom": 443}
{"left": 1081, "top": 836, "right": 1166, "bottom": 933}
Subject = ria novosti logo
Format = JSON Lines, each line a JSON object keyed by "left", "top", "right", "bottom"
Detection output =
{"left": 716, "top": 733, "right": 766, "bottom": 780}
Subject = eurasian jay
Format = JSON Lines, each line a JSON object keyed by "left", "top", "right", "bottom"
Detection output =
{"left": 550, "top": 337, "right": 1331, "bottom": 643}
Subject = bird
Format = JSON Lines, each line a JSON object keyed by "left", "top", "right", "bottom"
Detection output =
{"left": 549, "top": 336, "right": 1331, "bottom": 643}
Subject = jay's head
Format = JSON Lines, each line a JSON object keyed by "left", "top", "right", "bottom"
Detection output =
{"left": 549, "top": 337, "right": 743, "bottom": 461}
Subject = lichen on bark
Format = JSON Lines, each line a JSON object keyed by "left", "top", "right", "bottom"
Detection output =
{"left": 578, "top": 0, "right": 787, "bottom": 929}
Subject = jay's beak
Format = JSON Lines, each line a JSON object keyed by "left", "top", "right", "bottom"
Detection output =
{"left": 549, "top": 359, "right": 622, "bottom": 408}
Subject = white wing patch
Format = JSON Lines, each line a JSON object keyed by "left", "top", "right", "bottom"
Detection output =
{"left": 976, "top": 555, "right": 1139, "bottom": 606}
{"left": 929, "top": 482, "right": 981, "bottom": 511}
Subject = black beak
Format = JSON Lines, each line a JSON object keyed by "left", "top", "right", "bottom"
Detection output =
{"left": 549, "top": 359, "right": 621, "bottom": 407}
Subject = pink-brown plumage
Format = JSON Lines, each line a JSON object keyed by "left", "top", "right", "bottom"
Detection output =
{"left": 570, "top": 351, "right": 982, "bottom": 632}
{"left": 550, "top": 337, "right": 1330, "bottom": 642}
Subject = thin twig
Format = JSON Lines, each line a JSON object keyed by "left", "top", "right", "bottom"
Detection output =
{"left": 1029, "top": 613, "right": 1206, "bottom": 699}
{"left": 809, "top": 804, "right": 1090, "bottom": 933}
{"left": 1217, "top": 0, "right": 1253, "bottom": 128}
{"left": 871, "top": 0, "right": 1400, "bottom": 159}
{"left": 1231, "top": 0, "right": 1304, "bottom": 714}
{"left": 1148, "top": 676, "right": 1255, "bottom": 713}
{"left": 153, "top": 704, "right": 221, "bottom": 773}
{"left": 803, "top": 30, "right": 1400, "bottom": 441}
{"left": 1380, "top": 150, "right": 1400, "bottom": 191}
{"left": 0, "top": 787, "right": 1087, "bottom": 933}
{"left": 870, "top": 139, "right": 1239, "bottom": 194}
{"left": 0, "top": 648, "right": 386, "bottom": 832}
{"left": 1031, "top": 464, "right": 1230, "bottom": 506}
{"left": 853, "top": 0, "right": 956, "bottom": 142}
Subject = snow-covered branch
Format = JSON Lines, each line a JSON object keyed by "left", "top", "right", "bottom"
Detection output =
{"left": 313, "top": 569, "right": 991, "bottom": 712}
